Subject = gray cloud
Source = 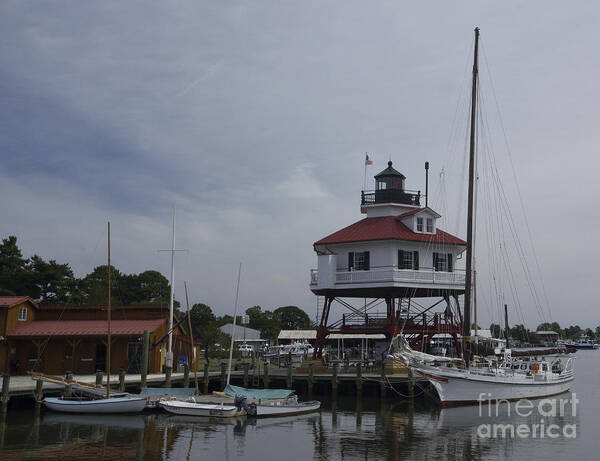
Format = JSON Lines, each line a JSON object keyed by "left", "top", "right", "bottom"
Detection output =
{"left": 1, "top": 1, "right": 598, "bottom": 328}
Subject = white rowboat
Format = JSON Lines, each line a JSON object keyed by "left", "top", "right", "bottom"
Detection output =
{"left": 43, "top": 397, "right": 147, "bottom": 414}
{"left": 159, "top": 400, "right": 245, "bottom": 418}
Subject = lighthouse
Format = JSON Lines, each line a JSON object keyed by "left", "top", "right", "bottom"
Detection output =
{"left": 310, "top": 161, "right": 467, "bottom": 357}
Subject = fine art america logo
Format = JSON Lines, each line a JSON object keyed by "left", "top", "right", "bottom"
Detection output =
{"left": 476, "top": 393, "right": 578, "bottom": 439}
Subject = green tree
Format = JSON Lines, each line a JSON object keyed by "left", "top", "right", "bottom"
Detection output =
{"left": 28, "top": 255, "right": 79, "bottom": 305}
{"left": 490, "top": 323, "right": 502, "bottom": 339}
{"left": 79, "top": 265, "right": 123, "bottom": 305}
{"left": 564, "top": 325, "right": 582, "bottom": 339}
{"left": 273, "top": 306, "right": 312, "bottom": 330}
{"left": 0, "top": 236, "right": 28, "bottom": 295}
{"left": 190, "top": 303, "right": 225, "bottom": 363}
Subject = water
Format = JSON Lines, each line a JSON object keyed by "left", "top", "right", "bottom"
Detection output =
{"left": 1, "top": 351, "right": 599, "bottom": 460}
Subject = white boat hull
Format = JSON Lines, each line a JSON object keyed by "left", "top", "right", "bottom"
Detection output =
{"left": 255, "top": 400, "right": 321, "bottom": 417}
{"left": 414, "top": 364, "right": 573, "bottom": 406}
{"left": 43, "top": 397, "right": 147, "bottom": 414}
{"left": 159, "top": 400, "right": 245, "bottom": 418}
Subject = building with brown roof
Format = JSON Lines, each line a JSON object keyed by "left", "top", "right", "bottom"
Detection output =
{"left": 0, "top": 297, "right": 189, "bottom": 375}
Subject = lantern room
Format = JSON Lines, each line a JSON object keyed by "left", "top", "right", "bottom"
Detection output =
{"left": 361, "top": 161, "right": 422, "bottom": 210}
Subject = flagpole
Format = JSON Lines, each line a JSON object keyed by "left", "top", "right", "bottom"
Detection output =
{"left": 363, "top": 153, "right": 368, "bottom": 191}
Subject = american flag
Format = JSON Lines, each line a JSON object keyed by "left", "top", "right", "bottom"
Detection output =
{"left": 365, "top": 154, "right": 373, "bottom": 165}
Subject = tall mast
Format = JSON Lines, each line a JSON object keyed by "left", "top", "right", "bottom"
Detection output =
{"left": 227, "top": 263, "right": 242, "bottom": 386}
{"left": 463, "top": 27, "right": 480, "bottom": 365}
{"left": 167, "top": 208, "right": 176, "bottom": 375}
{"left": 184, "top": 281, "right": 200, "bottom": 395}
{"left": 107, "top": 221, "right": 111, "bottom": 398}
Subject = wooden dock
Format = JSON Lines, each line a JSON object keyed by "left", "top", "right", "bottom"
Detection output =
{"left": 0, "top": 361, "right": 426, "bottom": 408}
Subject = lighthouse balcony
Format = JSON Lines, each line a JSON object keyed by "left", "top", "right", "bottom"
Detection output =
{"left": 310, "top": 266, "right": 465, "bottom": 291}
{"left": 361, "top": 189, "right": 421, "bottom": 207}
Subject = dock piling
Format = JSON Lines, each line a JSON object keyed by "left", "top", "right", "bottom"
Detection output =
{"left": 263, "top": 361, "right": 269, "bottom": 389}
{"left": 203, "top": 362, "right": 209, "bottom": 394}
{"left": 356, "top": 362, "right": 363, "bottom": 393}
{"left": 380, "top": 361, "right": 386, "bottom": 397}
{"left": 34, "top": 379, "right": 44, "bottom": 405}
{"left": 95, "top": 371, "right": 103, "bottom": 387}
{"left": 119, "top": 369, "right": 126, "bottom": 392}
{"left": 183, "top": 363, "right": 190, "bottom": 388}
{"left": 286, "top": 362, "right": 293, "bottom": 389}
{"left": 307, "top": 362, "right": 314, "bottom": 394}
{"left": 165, "top": 364, "right": 172, "bottom": 388}
{"left": 140, "top": 330, "right": 149, "bottom": 389}
{"left": 332, "top": 362, "right": 338, "bottom": 394}
{"left": 1, "top": 374, "right": 10, "bottom": 412}
{"left": 220, "top": 362, "right": 227, "bottom": 390}
{"left": 407, "top": 367, "right": 414, "bottom": 399}
{"left": 243, "top": 362, "right": 249, "bottom": 388}
{"left": 64, "top": 371, "right": 73, "bottom": 398}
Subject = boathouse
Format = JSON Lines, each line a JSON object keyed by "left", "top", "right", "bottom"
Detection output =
{"left": 0, "top": 298, "right": 189, "bottom": 375}
{"left": 310, "top": 161, "right": 467, "bottom": 356}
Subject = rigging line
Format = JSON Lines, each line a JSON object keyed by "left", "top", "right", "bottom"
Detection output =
{"left": 479, "top": 133, "right": 499, "bottom": 326}
{"left": 478, "top": 90, "right": 547, "bottom": 324}
{"left": 481, "top": 42, "right": 553, "bottom": 321}
{"left": 438, "top": 34, "right": 476, "bottom": 203}
{"left": 487, "top": 149, "right": 547, "bottom": 323}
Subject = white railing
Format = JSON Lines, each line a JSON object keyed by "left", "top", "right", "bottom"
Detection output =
{"left": 333, "top": 267, "right": 465, "bottom": 285}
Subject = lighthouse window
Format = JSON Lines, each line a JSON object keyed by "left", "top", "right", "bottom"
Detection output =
{"left": 416, "top": 217, "right": 423, "bottom": 232}
{"left": 433, "top": 252, "right": 454, "bottom": 272}
{"left": 426, "top": 218, "right": 433, "bottom": 233}
{"left": 398, "top": 250, "right": 419, "bottom": 270}
{"left": 348, "top": 251, "right": 370, "bottom": 271}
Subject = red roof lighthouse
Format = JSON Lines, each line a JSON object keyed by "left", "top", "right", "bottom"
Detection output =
{"left": 310, "top": 162, "right": 467, "bottom": 358}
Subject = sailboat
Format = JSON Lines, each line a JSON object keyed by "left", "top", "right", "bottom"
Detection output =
{"left": 390, "top": 28, "right": 575, "bottom": 405}
{"left": 43, "top": 222, "right": 146, "bottom": 413}
{"left": 159, "top": 264, "right": 321, "bottom": 417}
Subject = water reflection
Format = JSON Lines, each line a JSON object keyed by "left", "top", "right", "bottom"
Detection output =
{"left": 0, "top": 391, "right": 584, "bottom": 460}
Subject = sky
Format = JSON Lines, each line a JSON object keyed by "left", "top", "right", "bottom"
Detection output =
{"left": 1, "top": 1, "right": 599, "bottom": 329}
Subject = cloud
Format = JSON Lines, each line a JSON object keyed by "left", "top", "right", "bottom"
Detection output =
{"left": 0, "top": 1, "right": 598, "bottom": 329}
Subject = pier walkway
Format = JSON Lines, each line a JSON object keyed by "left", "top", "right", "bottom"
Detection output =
{"left": 0, "top": 365, "right": 424, "bottom": 402}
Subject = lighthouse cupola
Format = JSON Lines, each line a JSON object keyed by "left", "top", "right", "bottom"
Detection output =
{"left": 361, "top": 161, "right": 421, "bottom": 217}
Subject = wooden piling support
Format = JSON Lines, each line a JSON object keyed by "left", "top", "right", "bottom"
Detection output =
{"left": 243, "top": 362, "right": 249, "bottom": 388}
{"left": 203, "top": 362, "right": 209, "bottom": 394}
{"left": 307, "top": 362, "right": 314, "bottom": 394}
{"left": 64, "top": 371, "right": 73, "bottom": 398}
{"left": 408, "top": 367, "right": 414, "bottom": 399}
{"left": 35, "top": 379, "right": 44, "bottom": 405}
{"left": 95, "top": 371, "right": 103, "bottom": 387}
{"left": 165, "top": 363, "right": 172, "bottom": 388}
{"left": 119, "top": 369, "right": 126, "bottom": 392}
{"left": 183, "top": 363, "right": 190, "bottom": 388}
{"left": 220, "top": 362, "right": 227, "bottom": 390}
{"left": 140, "top": 330, "right": 149, "bottom": 389}
{"left": 263, "top": 361, "right": 270, "bottom": 389}
{"left": 380, "top": 361, "right": 386, "bottom": 397}
{"left": 332, "top": 362, "right": 338, "bottom": 394}
{"left": 287, "top": 362, "right": 293, "bottom": 389}
{"left": 1, "top": 375, "right": 9, "bottom": 412}
{"left": 356, "top": 362, "right": 363, "bottom": 393}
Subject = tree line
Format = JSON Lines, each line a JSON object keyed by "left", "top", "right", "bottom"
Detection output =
{"left": 0, "top": 235, "right": 171, "bottom": 306}
{"left": 1, "top": 235, "right": 313, "bottom": 361}
{"left": 489, "top": 321, "right": 600, "bottom": 343}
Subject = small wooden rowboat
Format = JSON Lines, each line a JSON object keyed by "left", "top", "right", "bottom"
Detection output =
{"left": 43, "top": 397, "right": 147, "bottom": 414}
{"left": 254, "top": 400, "right": 321, "bottom": 417}
{"left": 159, "top": 400, "right": 245, "bottom": 418}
